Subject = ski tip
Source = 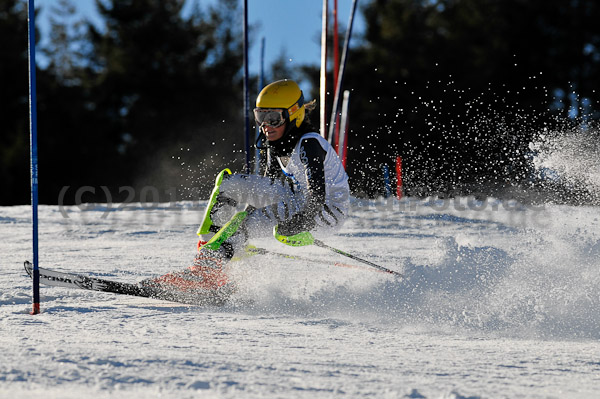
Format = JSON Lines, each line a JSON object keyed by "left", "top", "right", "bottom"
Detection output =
{"left": 24, "top": 261, "right": 33, "bottom": 277}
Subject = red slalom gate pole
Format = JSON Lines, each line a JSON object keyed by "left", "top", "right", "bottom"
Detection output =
{"left": 396, "top": 156, "right": 403, "bottom": 199}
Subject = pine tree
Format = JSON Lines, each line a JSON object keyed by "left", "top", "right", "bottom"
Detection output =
{"left": 0, "top": 0, "right": 30, "bottom": 205}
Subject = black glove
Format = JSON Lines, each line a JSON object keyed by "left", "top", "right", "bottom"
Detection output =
{"left": 277, "top": 213, "right": 313, "bottom": 236}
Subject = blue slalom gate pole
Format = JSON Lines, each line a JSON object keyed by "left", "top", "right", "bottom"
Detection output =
{"left": 28, "top": 0, "right": 40, "bottom": 315}
{"left": 254, "top": 37, "right": 265, "bottom": 175}
{"left": 243, "top": 0, "right": 251, "bottom": 174}
{"left": 382, "top": 164, "right": 392, "bottom": 198}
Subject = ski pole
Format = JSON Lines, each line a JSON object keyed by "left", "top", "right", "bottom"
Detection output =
{"left": 313, "top": 239, "right": 404, "bottom": 278}
{"left": 246, "top": 246, "right": 391, "bottom": 274}
{"left": 274, "top": 227, "right": 403, "bottom": 278}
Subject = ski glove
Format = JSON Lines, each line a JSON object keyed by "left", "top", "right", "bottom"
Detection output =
{"left": 273, "top": 225, "right": 315, "bottom": 247}
{"left": 276, "top": 212, "right": 314, "bottom": 236}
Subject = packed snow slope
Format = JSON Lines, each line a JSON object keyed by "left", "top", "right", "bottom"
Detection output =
{"left": 1, "top": 196, "right": 599, "bottom": 398}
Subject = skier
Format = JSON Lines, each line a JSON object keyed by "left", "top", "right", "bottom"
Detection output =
{"left": 146, "top": 79, "right": 349, "bottom": 297}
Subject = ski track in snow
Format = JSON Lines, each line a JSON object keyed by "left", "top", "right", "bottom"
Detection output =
{"left": 1, "top": 198, "right": 600, "bottom": 398}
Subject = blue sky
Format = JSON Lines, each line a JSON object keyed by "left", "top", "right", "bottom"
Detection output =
{"left": 36, "top": 0, "right": 365, "bottom": 94}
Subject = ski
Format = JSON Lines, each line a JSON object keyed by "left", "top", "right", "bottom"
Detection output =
{"left": 23, "top": 261, "right": 231, "bottom": 306}
{"left": 23, "top": 244, "right": 398, "bottom": 307}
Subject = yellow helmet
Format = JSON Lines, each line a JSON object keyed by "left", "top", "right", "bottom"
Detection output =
{"left": 255, "top": 79, "right": 305, "bottom": 128}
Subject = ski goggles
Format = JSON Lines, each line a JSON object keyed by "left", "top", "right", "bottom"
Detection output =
{"left": 253, "top": 108, "right": 287, "bottom": 128}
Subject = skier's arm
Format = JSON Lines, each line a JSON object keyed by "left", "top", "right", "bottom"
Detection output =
{"left": 277, "top": 138, "right": 327, "bottom": 235}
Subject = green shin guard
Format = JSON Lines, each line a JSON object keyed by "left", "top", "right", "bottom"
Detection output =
{"left": 197, "top": 168, "right": 232, "bottom": 236}
{"left": 201, "top": 211, "right": 248, "bottom": 251}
